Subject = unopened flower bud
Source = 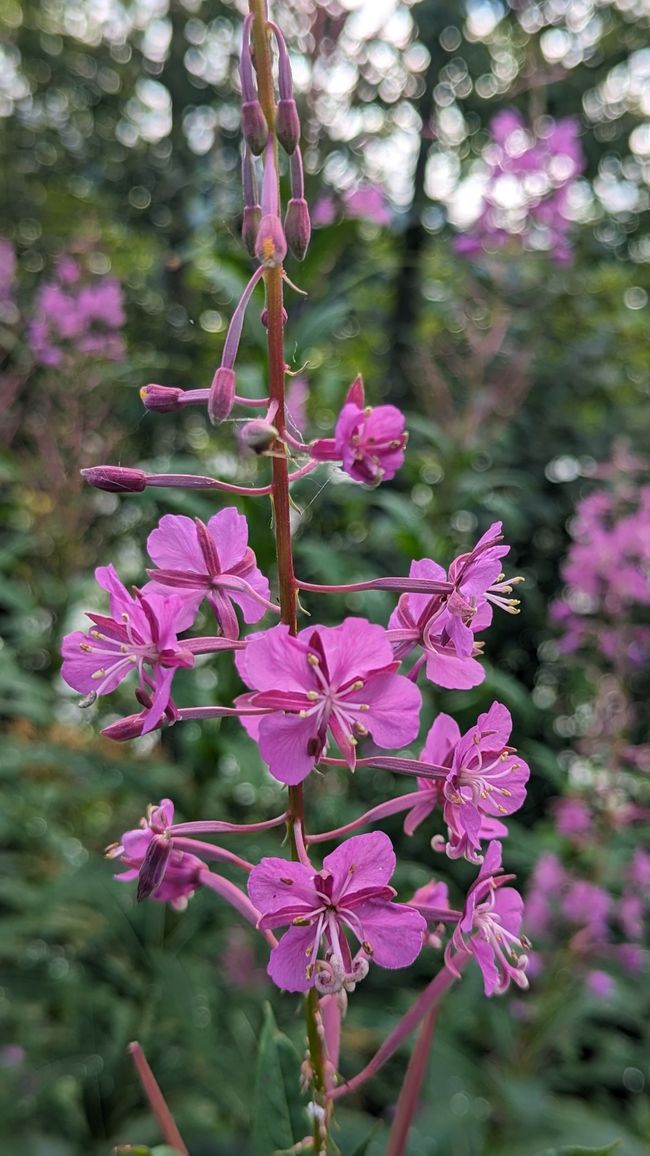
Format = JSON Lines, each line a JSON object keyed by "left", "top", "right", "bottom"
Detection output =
{"left": 81, "top": 465, "right": 146, "bottom": 493}
{"left": 255, "top": 214, "right": 287, "bottom": 268}
{"left": 276, "top": 98, "right": 301, "bottom": 155}
{"left": 137, "top": 833, "right": 172, "bottom": 902}
{"left": 345, "top": 373, "right": 365, "bottom": 408}
{"left": 242, "top": 100, "right": 268, "bottom": 156}
{"left": 101, "top": 712, "right": 148, "bottom": 741}
{"left": 242, "top": 204, "right": 261, "bottom": 257}
{"left": 260, "top": 305, "right": 288, "bottom": 328}
{"left": 239, "top": 419, "right": 279, "bottom": 454}
{"left": 140, "top": 383, "right": 184, "bottom": 413}
{"left": 284, "top": 198, "right": 311, "bottom": 261}
{"left": 208, "top": 366, "right": 236, "bottom": 425}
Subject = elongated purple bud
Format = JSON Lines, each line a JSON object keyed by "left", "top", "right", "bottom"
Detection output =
{"left": 290, "top": 148, "right": 305, "bottom": 200}
{"left": 242, "top": 101, "right": 268, "bottom": 156}
{"left": 242, "top": 205, "right": 261, "bottom": 257}
{"left": 101, "top": 712, "right": 149, "bottom": 740}
{"left": 137, "top": 834, "right": 172, "bottom": 902}
{"left": 269, "top": 21, "right": 294, "bottom": 103}
{"left": 255, "top": 215, "right": 287, "bottom": 267}
{"left": 276, "top": 98, "right": 300, "bottom": 155}
{"left": 208, "top": 366, "right": 236, "bottom": 425}
{"left": 242, "top": 145, "right": 258, "bottom": 208}
{"left": 239, "top": 17, "right": 268, "bottom": 154}
{"left": 81, "top": 465, "right": 146, "bottom": 493}
{"left": 140, "top": 384, "right": 184, "bottom": 413}
{"left": 284, "top": 198, "right": 311, "bottom": 260}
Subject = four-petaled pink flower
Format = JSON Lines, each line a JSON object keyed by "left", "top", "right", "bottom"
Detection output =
{"left": 389, "top": 523, "right": 520, "bottom": 689}
{"left": 235, "top": 618, "right": 422, "bottom": 785}
{"left": 438, "top": 702, "right": 528, "bottom": 862}
{"left": 145, "top": 509, "right": 272, "bottom": 639}
{"left": 106, "top": 799, "right": 203, "bottom": 910}
{"left": 61, "top": 565, "right": 194, "bottom": 732}
{"left": 310, "top": 376, "right": 407, "bottom": 486}
{"left": 248, "top": 832, "right": 426, "bottom": 992}
{"left": 446, "top": 841, "right": 530, "bottom": 996}
{"left": 404, "top": 708, "right": 514, "bottom": 859}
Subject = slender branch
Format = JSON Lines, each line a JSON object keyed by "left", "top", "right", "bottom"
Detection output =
{"left": 386, "top": 1007, "right": 438, "bottom": 1156}
{"left": 199, "top": 868, "right": 278, "bottom": 948}
{"left": 306, "top": 792, "right": 424, "bottom": 843}
{"left": 127, "top": 1040, "right": 189, "bottom": 1156}
{"left": 328, "top": 960, "right": 465, "bottom": 1102}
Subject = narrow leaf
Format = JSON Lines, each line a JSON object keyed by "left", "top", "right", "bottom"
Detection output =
{"left": 253, "top": 1003, "right": 308, "bottom": 1156}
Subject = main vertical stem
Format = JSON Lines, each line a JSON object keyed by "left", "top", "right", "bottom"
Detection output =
{"left": 248, "top": 2, "right": 328, "bottom": 1150}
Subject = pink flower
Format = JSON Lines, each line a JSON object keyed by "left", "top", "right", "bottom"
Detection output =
{"left": 335, "top": 400, "right": 407, "bottom": 485}
{"left": 585, "top": 970, "right": 615, "bottom": 999}
{"left": 145, "top": 509, "right": 272, "bottom": 639}
{"left": 310, "top": 376, "right": 407, "bottom": 486}
{"left": 107, "top": 799, "right": 203, "bottom": 910}
{"left": 248, "top": 832, "right": 426, "bottom": 992}
{"left": 553, "top": 797, "right": 593, "bottom": 839}
{"left": 388, "top": 523, "right": 520, "bottom": 689}
{"left": 61, "top": 565, "right": 195, "bottom": 732}
{"left": 343, "top": 184, "right": 391, "bottom": 227}
{"left": 446, "top": 841, "right": 530, "bottom": 996}
{"left": 236, "top": 618, "right": 422, "bottom": 785}
{"left": 405, "top": 704, "right": 527, "bottom": 861}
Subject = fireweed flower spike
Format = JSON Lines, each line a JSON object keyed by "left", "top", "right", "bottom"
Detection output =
{"left": 235, "top": 618, "right": 422, "bottom": 785}
{"left": 61, "top": 565, "right": 197, "bottom": 732}
{"left": 67, "top": 6, "right": 534, "bottom": 1152}
{"left": 145, "top": 508, "right": 275, "bottom": 639}
{"left": 446, "top": 841, "right": 530, "bottom": 996}
{"left": 248, "top": 832, "right": 426, "bottom": 992}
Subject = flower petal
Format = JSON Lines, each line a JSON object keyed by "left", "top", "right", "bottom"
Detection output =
{"left": 355, "top": 900, "right": 426, "bottom": 968}
{"left": 267, "top": 924, "right": 319, "bottom": 992}
{"left": 323, "top": 831, "right": 396, "bottom": 900}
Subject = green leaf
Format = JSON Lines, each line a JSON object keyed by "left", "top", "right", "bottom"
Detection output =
{"left": 252, "top": 1003, "right": 308, "bottom": 1156}
{"left": 535, "top": 1145, "right": 620, "bottom": 1156}
{"left": 349, "top": 1124, "right": 382, "bottom": 1156}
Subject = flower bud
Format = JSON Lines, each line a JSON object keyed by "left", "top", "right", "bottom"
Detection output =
{"left": 101, "top": 712, "right": 148, "bottom": 741}
{"left": 140, "top": 383, "right": 184, "bottom": 413}
{"left": 284, "top": 198, "right": 311, "bottom": 261}
{"left": 242, "top": 100, "right": 268, "bottom": 156}
{"left": 137, "top": 833, "right": 172, "bottom": 902}
{"left": 242, "top": 204, "right": 261, "bottom": 257}
{"left": 81, "top": 465, "right": 146, "bottom": 493}
{"left": 345, "top": 373, "right": 365, "bottom": 408}
{"left": 208, "top": 366, "right": 236, "bottom": 425}
{"left": 260, "top": 305, "right": 288, "bottom": 329}
{"left": 276, "top": 98, "right": 301, "bottom": 155}
{"left": 239, "top": 419, "right": 279, "bottom": 455}
{"left": 255, "top": 215, "right": 287, "bottom": 268}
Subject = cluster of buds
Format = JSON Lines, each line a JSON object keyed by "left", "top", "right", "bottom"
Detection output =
{"left": 62, "top": 7, "right": 532, "bottom": 1152}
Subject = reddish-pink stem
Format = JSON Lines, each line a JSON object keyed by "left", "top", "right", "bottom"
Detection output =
{"left": 306, "top": 792, "right": 424, "bottom": 843}
{"left": 386, "top": 1007, "right": 438, "bottom": 1156}
{"left": 171, "top": 837, "right": 253, "bottom": 872}
{"left": 199, "top": 869, "right": 277, "bottom": 948}
{"left": 127, "top": 1040, "right": 189, "bottom": 1155}
{"left": 328, "top": 960, "right": 466, "bottom": 1102}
